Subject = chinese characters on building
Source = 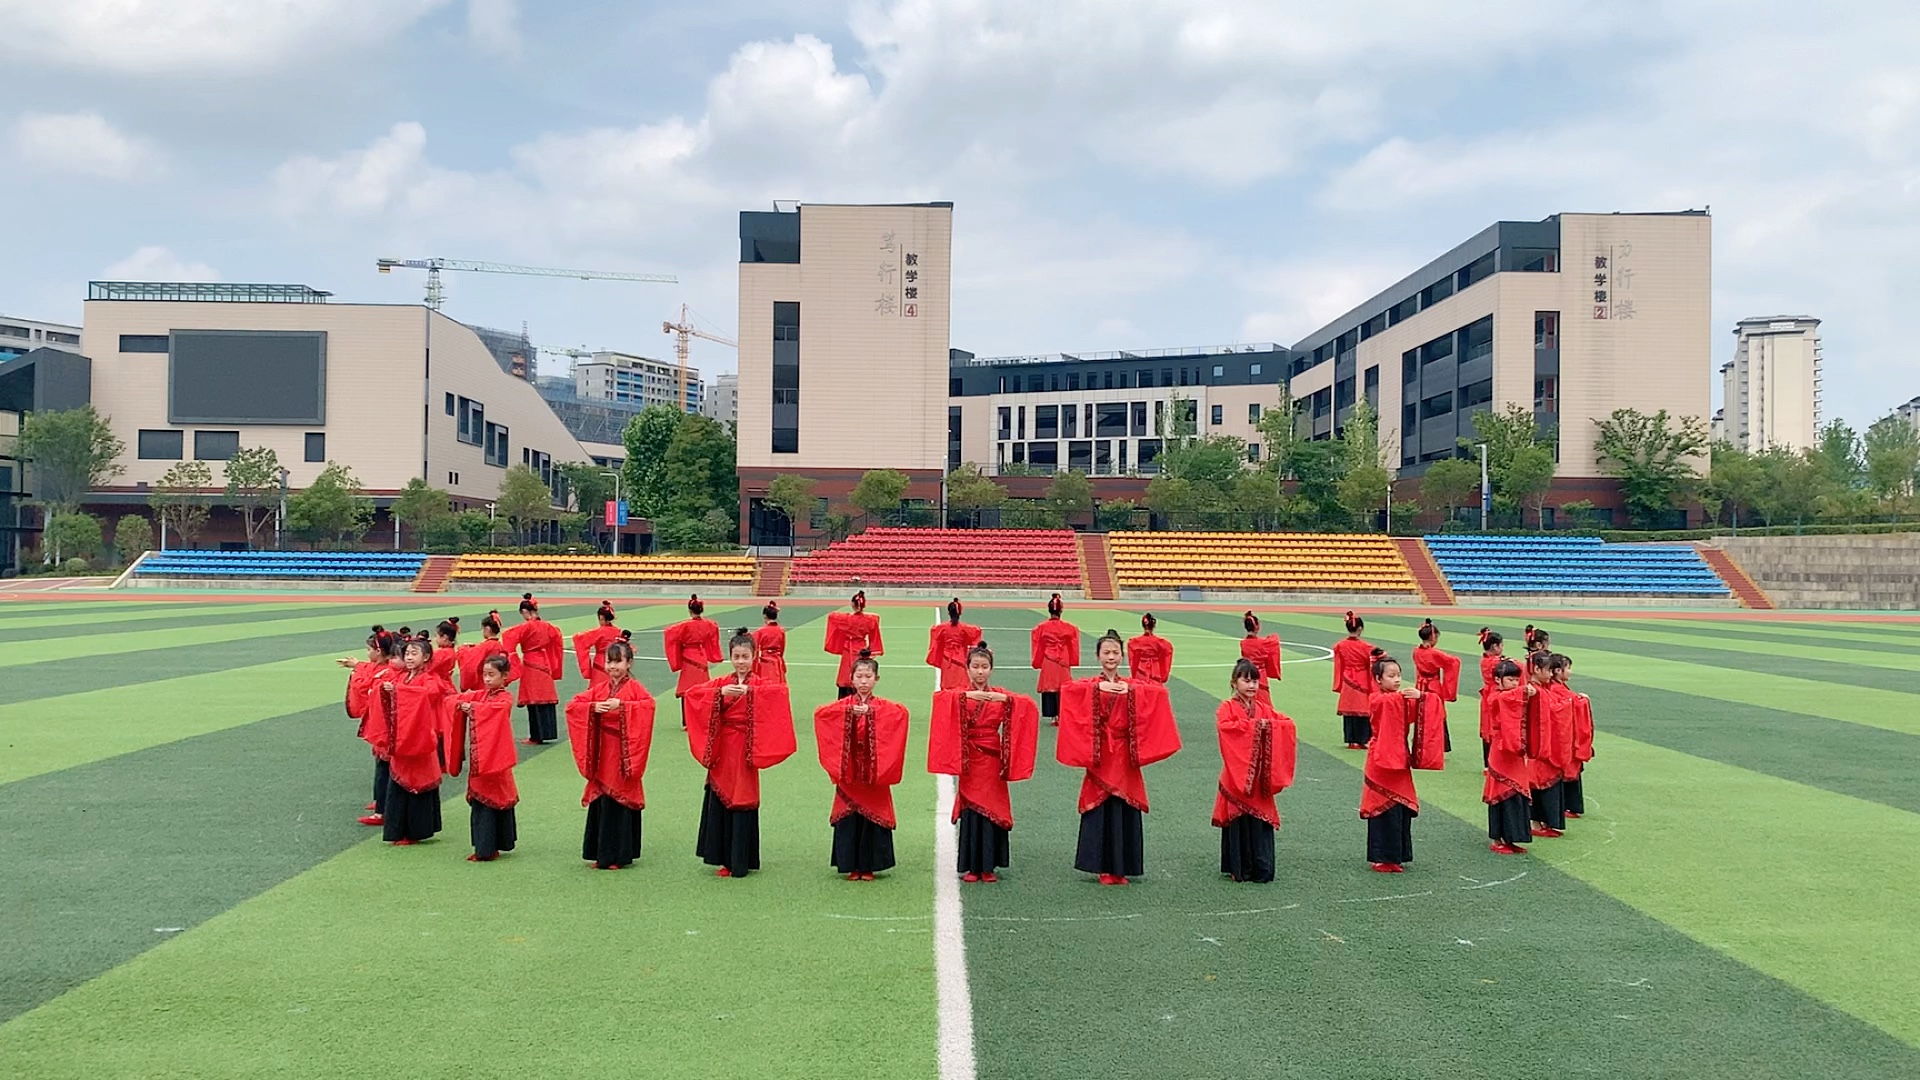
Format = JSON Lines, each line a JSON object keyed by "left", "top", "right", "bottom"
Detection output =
{"left": 877, "top": 230, "right": 921, "bottom": 318}
{"left": 1591, "top": 240, "right": 1636, "bottom": 321}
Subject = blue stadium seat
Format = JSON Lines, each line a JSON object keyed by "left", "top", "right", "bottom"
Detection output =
{"left": 1422, "top": 535, "right": 1728, "bottom": 597}
{"left": 133, "top": 550, "right": 428, "bottom": 580}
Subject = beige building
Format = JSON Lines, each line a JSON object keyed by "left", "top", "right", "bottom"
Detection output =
{"left": 703, "top": 372, "right": 738, "bottom": 429}
{"left": 1721, "top": 316, "right": 1821, "bottom": 453}
{"left": 79, "top": 282, "right": 588, "bottom": 511}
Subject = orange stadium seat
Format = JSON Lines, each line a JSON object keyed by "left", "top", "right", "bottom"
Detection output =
{"left": 1107, "top": 532, "right": 1418, "bottom": 594}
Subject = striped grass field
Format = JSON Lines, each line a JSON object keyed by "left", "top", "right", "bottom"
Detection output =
{"left": 0, "top": 596, "right": 1916, "bottom": 1079}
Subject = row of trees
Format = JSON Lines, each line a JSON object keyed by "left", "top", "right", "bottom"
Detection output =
{"left": 1704, "top": 416, "right": 1920, "bottom": 529}
{"left": 618, "top": 405, "right": 738, "bottom": 549}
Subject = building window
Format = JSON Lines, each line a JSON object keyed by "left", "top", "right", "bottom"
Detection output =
{"left": 456, "top": 397, "right": 484, "bottom": 445}
{"left": 1067, "top": 373, "right": 1081, "bottom": 391}
{"left": 997, "top": 406, "right": 1013, "bottom": 440}
{"left": 1421, "top": 392, "right": 1454, "bottom": 420}
{"left": 1008, "top": 375, "right": 1022, "bottom": 394}
{"left": 305, "top": 432, "right": 326, "bottom": 462}
{"left": 1534, "top": 377, "right": 1559, "bottom": 414}
{"left": 1138, "top": 370, "right": 1153, "bottom": 388}
{"left": 449, "top": 472, "right": 459, "bottom": 486}
{"left": 1029, "top": 441, "right": 1058, "bottom": 469}
{"left": 1096, "top": 402, "right": 1128, "bottom": 438}
{"left": 120, "top": 335, "right": 170, "bottom": 353}
{"left": 1335, "top": 378, "right": 1355, "bottom": 412}
{"left": 1457, "top": 252, "right": 1496, "bottom": 292}
{"left": 1063, "top": 405, "right": 1078, "bottom": 439}
{"left": 1049, "top": 375, "right": 1060, "bottom": 392}
{"left": 1535, "top": 311, "right": 1560, "bottom": 350}
{"left": 1210, "top": 404, "right": 1224, "bottom": 426}
{"left": 948, "top": 406, "right": 962, "bottom": 470}
{"left": 1138, "top": 439, "right": 1161, "bottom": 471}
{"left": 1067, "top": 441, "right": 1092, "bottom": 471}
{"left": 1248, "top": 403, "right": 1262, "bottom": 423}
{"left": 1461, "top": 379, "right": 1493, "bottom": 410}
{"left": 1130, "top": 401, "right": 1148, "bottom": 436}
{"left": 0, "top": 324, "right": 27, "bottom": 340}
{"left": 1247, "top": 443, "right": 1261, "bottom": 462}
{"left": 1011, "top": 443, "right": 1026, "bottom": 465}
{"left": 1154, "top": 399, "right": 1165, "bottom": 435}
{"left": 1420, "top": 275, "right": 1454, "bottom": 308}
{"left": 1250, "top": 363, "right": 1262, "bottom": 376}
{"left": 1211, "top": 365, "right": 1225, "bottom": 383}
{"left": 772, "top": 301, "right": 800, "bottom": 454}
{"left": 445, "top": 392, "right": 455, "bottom": 416}
{"left": 194, "top": 430, "right": 240, "bottom": 461}
{"left": 1459, "top": 316, "right": 1494, "bottom": 365}
{"left": 137, "top": 429, "right": 184, "bottom": 460}
{"left": 1094, "top": 440, "right": 1112, "bottom": 475}
{"left": 1364, "top": 365, "right": 1380, "bottom": 409}
{"left": 1178, "top": 368, "right": 1189, "bottom": 387}
{"left": 1017, "top": 406, "right": 1026, "bottom": 440}
{"left": 483, "top": 422, "right": 510, "bottom": 467}
{"left": 1036, "top": 405, "right": 1059, "bottom": 440}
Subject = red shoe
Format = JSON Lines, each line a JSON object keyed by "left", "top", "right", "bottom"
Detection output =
{"left": 1565, "top": 812, "right": 1582, "bottom": 819}
{"left": 1530, "top": 826, "right": 1563, "bottom": 838}
{"left": 357, "top": 815, "right": 384, "bottom": 826}
{"left": 961, "top": 872, "right": 981, "bottom": 883}
{"left": 599, "top": 863, "right": 622, "bottom": 871}
{"left": 392, "top": 838, "right": 416, "bottom": 846}
{"left": 365, "top": 802, "right": 378, "bottom": 811}
{"left": 982, "top": 873, "right": 999, "bottom": 883}
{"left": 715, "top": 867, "right": 732, "bottom": 878}
{"left": 1097, "top": 873, "right": 1117, "bottom": 885}
{"left": 846, "top": 872, "right": 862, "bottom": 881}
{"left": 1110, "top": 875, "right": 1129, "bottom": 886}
{"left": 1370, "top": 862, "right": 1403, "bottom": 873}
{"left": 1489, "top": 842, "right": 1527, "bottom": 855}
{"left": 520, "top": 738, "right": 540, "bottom": 746}
{"left": 861, "top": 873, "right": 876, "bottom": 881}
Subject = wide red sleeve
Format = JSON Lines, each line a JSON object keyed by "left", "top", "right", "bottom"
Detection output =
{"left": 1131, "top": 680, "right": 1183, "bottom": 766}
{"left": 1331, "top": 642, "right": 1346, "bottom": 691}
{"left": 566, "top": 691, "right": 597, "bottom": 778}
{"left": 824, "top": 613, "right": 849, "bottom": 656}
{"left": 1573, "top": 694, "right": 1595, "bottom": 762}
{"left": 616, "top": 680, "right": 657, "bottom": 775}
{"left": 814, "top": 700, "right": 849, "bottom": 783}
{"left": 445, "top": 690, "right": 476, "bottom": 777}
{"left": 663, "top": 622, "right": 688, "bottom": 672}
{"left": 1366, "top": 693, "right": 1411, "bottom": 770}
{"left": 345, "top": 664, "right": 374, "bottom": 720}
{"left": 682, "top": 679, "right": 721, "bottom": 765}
{"left": 1439, "top": 651, "right": 1462, "bottom": 702}
{"left": 927, "top": 691, "right": 963, "bottom": 775}
{"left": 699, "top": 621, "right": 725, "bottom": 664}
{"left": 749, "top": 681, "right": 797, "bottom": 769}
{"left": 1054, "top": 679, "right": 1100, "bottom": 768}
{"left": 1126, "top": 639, "right": 1147, "bottom": 680}
{"left": 1029, "top": 623, "right": 1045, "bottom": 670}
{"left": 1270, "top": 715, "right": 1299, "bottom": 791}
{"left": 926, "top": 626, "right": 944, "bottom": 668}
{"left": 572, "top": 629, "right": 595, "bottom": 679}
{"left": 1064, "top": 624, "right": 1082, "bottom": 668}
{"left": 874, "top": 699, "right": 910, "bottom": 786}
{"left": 1004, "top": 692, "right": 1040, "bottom": 782}
{"left": 1411, "top": 692, "right": 1447, "bottom": 771}
{"left": 542, "top": 625, "right": 566, "bottom": 676}
{"left": 468, "top": 695, "right": 517, "bottom": 777}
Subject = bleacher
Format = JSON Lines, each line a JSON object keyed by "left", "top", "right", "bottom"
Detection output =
{"left": 132, "top": 550, "right": 427, "bottom": 580}
{"left": 1109, "top": 532, "right": 1418, "bottom": 593}
{"left": 447, "top": 554, "right": 755, "bottom": 585}
{"left": 1423, "top": 535, "right": 1730, "bottom": 596}
{"left": 788, "top": 528, "right": 1082, "bottom": 588}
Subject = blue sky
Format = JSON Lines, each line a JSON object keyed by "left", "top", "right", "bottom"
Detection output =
{"left": 2, "top": 0, "right": 1916, "bottom": 427}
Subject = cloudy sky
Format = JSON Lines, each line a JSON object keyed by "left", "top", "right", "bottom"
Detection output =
{"left": 3, "top": 1, "right": 1916, "bottom": 426}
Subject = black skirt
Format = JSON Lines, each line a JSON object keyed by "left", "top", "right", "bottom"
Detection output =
{"left": 1365, "top": 803, "right": 1414, "bottom": 865}
{"left": 524, "top": 703, "right": 559, "bottom": 743}
{"left": 955, "top": 809, "right": 1009, "bottom": 875}
{"left": 696, "top": 785, "right": 760, "bottom": 876}
{"left": 1074, "top": 795, "right": 1145, "bottom": 878}
{"left": 1442, "top": 719, "right": 1452, "bottom": 753}
{"left": 372, "top": 757, "right": 390, "bottom": 807}
{"left": 831, "top": 814, "right": 896, "bottom": 875}
{"left": 1563, "top": 776, "right": 1585, "bottom": 815}
{"left": 1530, "top": 781, "right": 1567, "bottom": 830}
{"left": 1481, "top": 740, "right": 1491, "bottom": 767}
{"left": 382, "top": 783, "right": 442, "bottom": 842}
{"left": 1487, "top": 794, "right": 1530, "bottom": 846}
{"left": 582, "top": 795, "right": 642, "bottom": 868}
{"left": 1041, "top": 690, "right": 1060, "bottom": 718}
{"left": 470, "top": 802, "right": 518, "bottom": 858}
{"left": 1219, "top": 816, "right": 1275, "bottom": 883}
{"left": 1341, "top": 714, "right": 1372, "bottom": 745}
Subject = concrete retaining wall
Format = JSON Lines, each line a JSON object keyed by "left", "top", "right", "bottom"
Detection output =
{"left": 1705, "top": 534, "right": 1920, "bottom": 610}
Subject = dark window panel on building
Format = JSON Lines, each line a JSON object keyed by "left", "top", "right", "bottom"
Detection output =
{"left": 305, "top": 432, "right": 326, "bottom": 462}
{"left": 120, "top": 335, "right": 169, "bottom": 353}
{"left": 1210, "top": 403, "right": 1223, "bottom": 426}
{"left": 772, "top": 301, "right": 800, "bottom": 454}
{"left": 137, "top": 429, "right": 184, "bottom": 460}
{"left": 1036, "top": 404, "right": 1059, "bottom": 439}
{"left": 1068, "top": 440, "right": 1092, "bottom": 471}
{"left": 193, "top": 430, "right": 239, "bottom": 461}
{"left": 1029, "top": 441, "right": 1058, "bottom": 469}
{"left": 1096, "top": 402, "right": 1127, "bottom": 438}
{"left": 1363, "top": 366, "right": 1380, "bottom": 409}
{"left": 1131, "top": 401, "right": 1148, "bottom": 436}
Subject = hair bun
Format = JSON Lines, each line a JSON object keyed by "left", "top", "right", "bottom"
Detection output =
{"left": 523, "top": 592, "right": 534, "bottom": 601}
{"left": 448, "top": 616, "right": 460, "bottom": 627}
{"left": 857, "top": 647, "right": 872, "bottom": 659}
{"left": 1370, "top": 647, "right": 1385, "bottom": 658}
{"left": 620, "top": 629, "right": 632, "bottom": 641}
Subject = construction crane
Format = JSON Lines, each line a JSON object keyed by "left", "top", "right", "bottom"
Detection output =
{"left": 375, "top": 257, "right": 676, "bottom": 311}
{"left": 662, "top": 303, "right": 737, "bottom": 413}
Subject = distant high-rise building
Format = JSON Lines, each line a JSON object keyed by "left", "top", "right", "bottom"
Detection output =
{"left": 574, "top": 351, "right": 704, "bottom": 414}
{"left": 469, "top": 324, "right": 536, "bottom": 382}
{"left": 1721, "top": 316, "right": 1821, "bottom": 453}
{"left": 702, "top": 372, "right": 737, "bottom": 428}
{"left": 1896, "top": 394, "right": 1920, "bottom": 435}
{"left": 0, "top": 315, "right": 82, "bottom": 361}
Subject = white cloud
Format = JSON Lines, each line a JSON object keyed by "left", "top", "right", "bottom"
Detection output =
{"left": 466, "top": 0, "right": 519, "bottom": 57}
{"left": 101, "top": 246, "right": 221, "bottom": 282}
{"left": 0, "top": 0, "right": 449, "bottom": 75}
{"left": 10, "top": 112, "right": 159, "bottom": 180}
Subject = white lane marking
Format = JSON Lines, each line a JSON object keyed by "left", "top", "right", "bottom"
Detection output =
{"left": 932, "top": 773, "right": 976, "bottom": 1080}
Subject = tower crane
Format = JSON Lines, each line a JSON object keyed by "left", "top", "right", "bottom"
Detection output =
{"left": 662, "top": 303, "right": 737, "bottom": 413}
{"left": 374, "top": 257, "right": 676, "bottom": 311}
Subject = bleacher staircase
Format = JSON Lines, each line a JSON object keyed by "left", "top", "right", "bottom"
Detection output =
{"left": 1695, "top": 545, "right": 1774, "bottom": 609}
{"left": 1079, "top": 534, "right": 1117, "bottom": 601}
{"left": 1392, "top": 538, "right": 1454, "bottom": 606}
{"left": 411, "top": 555, "right": 457, "bottom": 594}
{"left": 753, "top": 556, "right": 790, "bottom": 598}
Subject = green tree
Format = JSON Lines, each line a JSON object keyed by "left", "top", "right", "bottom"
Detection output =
{"left": 944, "top": 464, "right": 1007, "bottom": 514}
{"left": 1751, "top": 447, "right": 1822, "bottom": 527}
{"left": 223, "top": 446, "right": 283, "bottom": 549}
{"left": 43, "top": 511, "right": 103, "bottom": 565}
{"left": 1286, "top": 440, "right": 1350, "bottom": 529}
{"left": 1160, "top": 435, "right": 1248, "bottom": 486}
{"left": 1459, "top": 404, "right": 1548, "bottom": 490}
{"left": 391, "top": 477, "right": 452, "bottom": 548}
{"left": 1254, "top": 378, "right": 1303, "bottom": 486}
{"left": 149, "top": 460, "right": 213, "bottom": 548}
{"left": 557, "top": 462, "right": 617, "bottom": 518}
{"left": 1336, "top": 463, "right": 1390, "bottom": 529}
{"left": 420, "top": 515, "right": 468, "bottom": 552}
{"left": 113, "top": 514, "right": 153, "bottom": 565}
{"left": 17, "top": 405, "right": 124, "bottom": 512}
{"left": 1592, "top": 408, "right": 1708, "bottom": 529}
{"left": 849, "top": 469, "right": 911, "bottom": 520}
{"left": 1704, "top": 441, "right": 1766, "bottom": 530}
{"left": 1864, "top": 415, "right": 1920, "bottom": 511}
{"left": 661, "top": 414, "right": 738, "bottom": 526}
{"left": 1419, "top": 457, "right": 1480, "bottom": 523}
{"left": 1503, "top": 445, "right": 1557, "bottom": 528}
{"left": 762, "top": 474, "right": 817, "bottom": 537}
{"left": 495, "top": 464, "right": 557, "bottom": 543}
{"left": 453, "top": 510, "right": 499, "bottom": 547}
{"left": 557, "top": 512, "right": 592, "bottom": 544}
{"left": 1813, "top": 420, "right": 1864, "bottom": 492}
{"left": 286, "top": 463, "right": 373, "bottom": 546}
{"left": 1044, "top": 469, "right": 1094, "bottom": 519}
{"left": 619, "top": 404, "right": 684, "bottom": 518}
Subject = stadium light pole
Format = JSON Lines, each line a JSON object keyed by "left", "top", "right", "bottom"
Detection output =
{"left": 1477, "top": 442, "right": 1490, "bottom": 532}
{"left": 276, "top": 466, "right": 289, "bottom": 550}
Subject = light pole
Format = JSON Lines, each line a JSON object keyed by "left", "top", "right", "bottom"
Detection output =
{"left": 275, "top": 466, "right": 289, "bottom": 550}
{"left": 602, "top": 467, "right": 623, "bottom": 555}
{"left": 1477, "top": 442, "right": 1491, "bottom": 532}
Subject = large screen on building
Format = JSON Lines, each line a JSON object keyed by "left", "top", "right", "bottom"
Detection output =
{"left": 168, "top": 330, "right": 326, "bottom": 425}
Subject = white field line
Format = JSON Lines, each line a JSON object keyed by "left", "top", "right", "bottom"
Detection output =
{"left": 932, "top": 774, "right": 976, "bottom": 1080}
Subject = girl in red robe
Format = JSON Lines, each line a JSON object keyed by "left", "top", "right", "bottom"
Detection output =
{"left": 1411, "top": 619, "right": 1461, "bottom": 754}
{"left": 1361, "top": 652, "right": 1435, "bottom": 872}
{"left": 825, "top": 590, "right": 884, "bottom": 698}
{"left": 1127, "top": 612, "right": 1173, "bottom": 684}
{"left": 455, "top": 611, "right": 514, "bottom": 693}
{"left": 379, "top": 633, "right": 454, "bottom": 845}
{"left": 1558, "top": 654, "right": 1593, "bottom": 819}
{"left": 666, "top": 594, "right": 724, "bottom": 728}
{"left": 1525, "top": 652, "right": 1573, "bottom": 837}
{"left": 337, "top": 626, "right": 394, "bottom": 819}
{"left": 1524, "top": 625, "right": 1551, "bottom": 660}
{"left": 449, "top": 653, "right": 521, "bottom": 861}
{"left": 1214, "top": 658, "right": 1299, "bottom": 883}
{"left": 355, "top": 627, "right": 412, "bottom": 825}
{"left": 1239, "top": 612, "right": 1282, "bottom": 707}
{"left": 566, "top": 640, "right": 657, "bottom": 870}
{"left": 1029, "top": 593, "right": 1080, "bottom": 723}
{"left": 814, "top": 650, "right": 909, "bottom": 880}
{"left": 925, "top": 598, "right": 983, "bottom": 691}
{"left": 1476, "top": 628, "right": 1506, "bottom": 766}
{"left": 1482, "top": 658, "right": 1534, "bottom": 854}
{"left": 503, "top": 593, "right": 564, "bottom": 744}
{"left": 1057, "top": 630, "right": 1183, "bottom": 885}
{"left": 429, "top": 617, "right": 460, "bottom": 685}
{"left": 573, "top": 601, "right": 624, "bottom": 681}
{"left": 752, "top": 602, "right": 788, "bottom": 684}
{"left": 929, "top": 643, "right": 1039, "bottom": 883}
{"left": 684, "top": 629, "right": 797, "bottom": 877}
{"left": 1331, "top": 611, "right": 1376, "bottom": 749}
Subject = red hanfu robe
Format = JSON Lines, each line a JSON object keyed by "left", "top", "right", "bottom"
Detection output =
{"left": 1126, "top": 633, "right": 1174, "bottom": 684}
{"left": 1212, "top": 698, "right": 1299, "bottom": 828}
{"left": 1568, "top": 691, "right": 1595, "bottom": 782}
{"left": 361, "top": 663, "right": 404, "bottom": 758}
{"left": 1482, "top": 686, "right": 1531, "bottom": 806}
{"left": 1056, "top": 678, "right": 1182, "bottom": 813}
{"left": 1239, "top": 634, "right": 1283, "bottom": 705}
{"left": 1412, "top": 645, "right": 1460, "bottom": 711}
{"left": 565, "top": 676, "right": 657, "bottom": 810}
{"left": 813, "top": 697, "right": 910, "bottom": 829}
{"left": 503, "top": 619, "right": 563, "bottom": 706}
{"left": 928, "top": 688, "right": 1039, "bottom": 829}
{"left": 1477, "top": 654, "right": 1503, "bottom": 743}
{"left": 926, "top": 622, "right": 984, "bottom": 690}
{"left": 455, "top": 640, "right": 515, "bottom": 693}
{"left": 346, "top": 660, "right": 379, "bottom": 725}
{"left": 573, "top": 625, "right": 623, "bottom": 681}
{"left": 1526, "top": 682, "right": 1575, "bottom": 789}
{"left": 448, "top": 688, "right": 521, "bottom": 810}
{"left": 683, "top": 676, "right": 797, "bottom": 810}
{"left": 382, "top": 670, "right": 453, "bottom": 795}
{"left": 825, "top": 612, "right": 884, "bottom": 687}
{"left": 752, "top": 625, "right": 788, "bottom": 684}
{"left": 427, "top": 647, "right": 457, "bottom": 686}
{"left": 1360, "top": 691, "right": 1420, "bottom": 818}
{"left": 1029, "top": 619, "right": 1080, "bottom": 693}
{"left": 664, "top": 618, "right": 724, "bottom": 697}
{"left": 1331, "top": 638, "right": 1377, "bottom": 716}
